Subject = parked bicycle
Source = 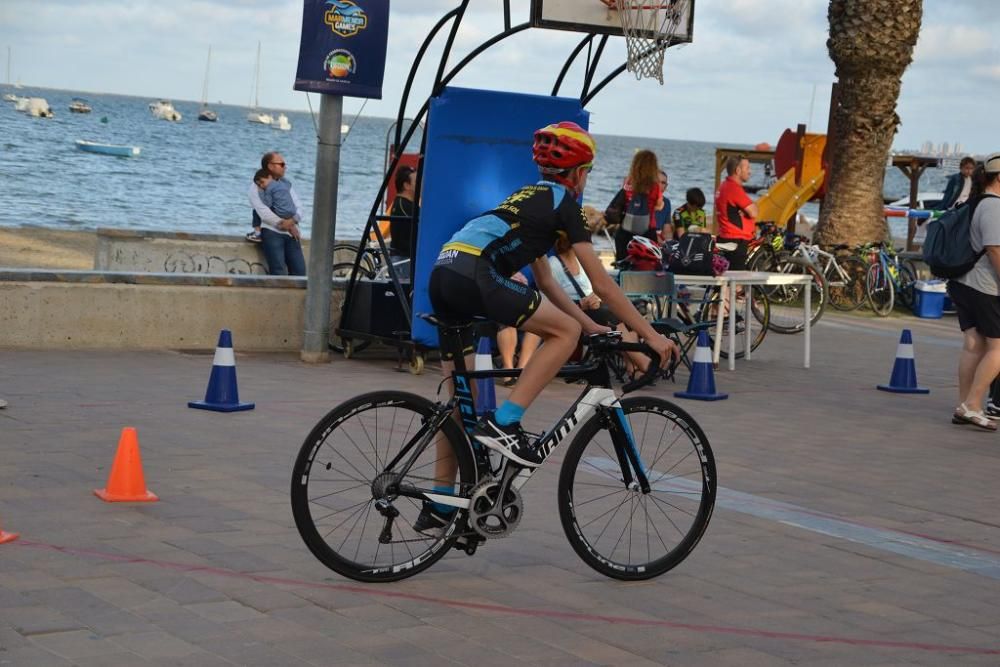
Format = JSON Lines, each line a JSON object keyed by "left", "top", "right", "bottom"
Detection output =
{"left": 291, "top": 319, "right": 716, "bottom": 583}
{"left": 859, "top": 241, "right": 916, "bottom": 316}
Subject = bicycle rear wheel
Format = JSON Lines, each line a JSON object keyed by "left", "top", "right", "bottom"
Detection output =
{"left": 895, "top": 263, "right": 917, "bottom": 311}
{"left": 866, "top": 263, "right": 895, "bottom": 316}
{"left": 291, "top": 391, "right": 476, "bottom": 582}
{"left": 558, "top": 396, "right": 716, "bottom": 580}
{"left": 764, "top": 258, "right": 827, "bottom": 334}
{"left": 827, "top": 255, "right": 867, "bottom": 311}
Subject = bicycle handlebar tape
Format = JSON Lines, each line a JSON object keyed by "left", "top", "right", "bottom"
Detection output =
{"left": 675, "top": 330, "right": 728, "bottom": 401}
{"left": 188, "top": 330, "right": 256, "bottom": 412}
{"left": 474, "top": 336, "right": 497, "bottom": 416}
{"left": 877, "top": 329, "right": 929, "bottom": 394}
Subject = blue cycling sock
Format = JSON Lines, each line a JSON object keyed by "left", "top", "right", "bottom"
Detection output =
{"left": 431, "top": 485, "right": 455, "bottom": 515}
{"left": 494, "top": 401, "right": 525, "bottom": 426}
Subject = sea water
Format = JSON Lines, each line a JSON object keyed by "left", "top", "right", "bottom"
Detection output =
{"left": 0, "top": 87, "right": 948, "bottom": 242}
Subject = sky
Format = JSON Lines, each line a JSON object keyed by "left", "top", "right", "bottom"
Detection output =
{"left": 2, "top": 0, "right": 997, "bottom": 153}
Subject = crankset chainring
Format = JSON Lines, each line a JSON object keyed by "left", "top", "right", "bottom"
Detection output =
{"left": 467, "top": 476, "right": 523, "bottom": 539}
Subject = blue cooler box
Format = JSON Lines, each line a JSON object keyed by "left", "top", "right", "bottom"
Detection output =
{"left": 913, "top": 280, "right": 947, "bottom": 318}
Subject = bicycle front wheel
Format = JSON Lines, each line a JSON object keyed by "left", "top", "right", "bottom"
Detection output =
{"left": 291, "top": 391, "right": 476, "bottom": 583}
{"left": 866, "top": 263, "right": 895, "bottom": 316}
{"left": 558, "top": 396, "right": 716, "bottom": 580}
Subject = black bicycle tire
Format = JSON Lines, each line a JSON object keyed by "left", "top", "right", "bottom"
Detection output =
{"left": 291, "top": 391, "right": 476, "bottom": 583}
{"left": 557, "top": 396, "right": 716, "bottom": 580}
{"left": 866, "top": 262, "right": 895, "bottom": 316}
{"left": 697, "top": 286, "right": 768, "bottom": 359}
{"left": 764, "top": 258, "right": 828, "bottom": 334}
{"left": 827, "top": 255, "right": 867, "bottom": 312}
{"left": 896, "top": 264, "right": 917, "bottom": 311}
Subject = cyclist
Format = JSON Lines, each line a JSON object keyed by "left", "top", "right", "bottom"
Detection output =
{"left": 416, "top": 122, "right": 679, "bottom": 533}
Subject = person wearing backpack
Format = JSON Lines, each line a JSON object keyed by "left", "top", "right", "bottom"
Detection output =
{"left": 947, "top": 154, "right": 1000, "bottom": 430}
{"left": 606, "top": 150, "right": 665, "bottom": 261}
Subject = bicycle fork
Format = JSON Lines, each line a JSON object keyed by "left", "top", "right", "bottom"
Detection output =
{"left": 606, "top": 405, "right": 651, "bottom": 494}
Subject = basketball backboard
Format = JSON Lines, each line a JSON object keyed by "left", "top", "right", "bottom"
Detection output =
{"left": 530, "top": 0, "right": 694, "bottom": 44}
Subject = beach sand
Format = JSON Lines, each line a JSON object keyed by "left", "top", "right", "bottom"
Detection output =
{"left": 0, "top": 227, "right": 96, "bottom": 270}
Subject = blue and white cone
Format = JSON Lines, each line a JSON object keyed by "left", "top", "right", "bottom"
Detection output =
{"left": 474, "top": 336, "right": 497, "bottom": 416}
{"left": 188, "top": 330, "right": 256, "bottom": 412}
{"left": 877, "top": 329, "right": 929, "bottom": 394}
{"left": 675, "top": 330, "right": 728, "bottom": 401}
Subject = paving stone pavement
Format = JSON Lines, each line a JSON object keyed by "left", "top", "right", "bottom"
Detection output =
{"left": 1, "top": 311, "right": 999, "bottom": 666}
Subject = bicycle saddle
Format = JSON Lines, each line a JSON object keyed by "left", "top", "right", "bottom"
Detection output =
{"left": 417, "top": 313, "right": 488, "bottom": 331}
{"left": 715, "top": 242, "right": 738, "bottom": 252}
{"left": 832, "top": 243, "right": 851, "bottom": 252}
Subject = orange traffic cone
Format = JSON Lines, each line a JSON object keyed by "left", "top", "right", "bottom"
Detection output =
{"left": 0, "top": 517, "right": 17, "bottom": 544}
{"left": 94, "top": 427, "right": 158, "bottom": 502}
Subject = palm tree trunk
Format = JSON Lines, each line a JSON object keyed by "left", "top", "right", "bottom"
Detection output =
{"left": 814, "top": 0, "right": 922, "bottom": 248}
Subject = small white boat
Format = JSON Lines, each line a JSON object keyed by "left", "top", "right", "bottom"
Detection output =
{"left": 247, "top": 110, "right": 273, "bottom": 125}
{"left": 76, "top": 140, "right": 141, "bottom": 158}
{"left": 273, "top": 113, "right": 291, "bottom": 131}
{"left": 69, "top": 98, "right": 92, "bottom": 113}
{"left": 198, "top": 108, "right": 218, "bottom": 122}
{"left": 341, "top": 123, "right": 350, "bottom": 135}
{"left": 24, "top": 97, "right": 53, "bottom": 118}
{"left": 149, "top": 99, "right": 182, "bottom": 121}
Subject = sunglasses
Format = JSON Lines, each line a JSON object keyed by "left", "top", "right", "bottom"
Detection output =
{"left": 270, "top": 161, "right": 286, "bottom": 167}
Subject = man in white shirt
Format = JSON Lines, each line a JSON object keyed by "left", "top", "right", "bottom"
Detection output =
{"left": 248, "top": 152, "right": 306, "bottom": 275}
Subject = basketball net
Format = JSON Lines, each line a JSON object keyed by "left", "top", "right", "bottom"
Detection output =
{"left": 604, "top": 0, "right": 690, "bottom": 84}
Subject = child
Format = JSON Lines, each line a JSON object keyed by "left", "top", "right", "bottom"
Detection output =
{"left": 245, "top": 168, "right": 269, "bottom": 243}
{"left": 671, "top": 187, "right": 707, "bottom": 239}
{"left": 251, "top": 168, "right": 301, "bottom": 241}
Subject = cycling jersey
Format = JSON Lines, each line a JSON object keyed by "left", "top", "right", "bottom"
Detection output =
{"left": 430, "top": 180, "right": 588, "bottom": 332}
{"left": 715, "top": 177, "right": 755, "bottom": 241}
{"left": 441, "top": 181, "right": 591, "bottom": 278}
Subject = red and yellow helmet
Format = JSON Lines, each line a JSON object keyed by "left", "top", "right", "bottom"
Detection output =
{"left": 533, "top": 121, "right": 596, "bottom": 175}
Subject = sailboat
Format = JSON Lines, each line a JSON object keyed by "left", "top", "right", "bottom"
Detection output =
{"left": 247, "top": 42, "right": 273, "bottom": 125}
{"left": 2, "top": 47, "right": 17, "bottom": 102}
{"left": 198, "top": 46, "right": 218, "bottom": 122}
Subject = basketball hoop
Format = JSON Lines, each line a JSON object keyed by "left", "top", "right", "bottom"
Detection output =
{"left": 601, "top": 0, "right": 690, "bottom": 84}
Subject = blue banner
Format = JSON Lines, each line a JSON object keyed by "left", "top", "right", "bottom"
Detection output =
{"left": 294, "top": 0, "right": 390, "bottom": 99}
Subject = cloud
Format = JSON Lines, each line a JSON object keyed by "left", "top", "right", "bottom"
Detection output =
{"left": 914, "top": 25, "right": 992, "bottom": 63}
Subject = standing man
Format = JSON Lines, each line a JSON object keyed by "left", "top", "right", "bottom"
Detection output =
{"left": 248, "top": 152, "right": 307, "bottom": 276}
{"left": 938, "top": 156, "right": 977, "bottom": 211}
{"left": 389, "top": 166, "right": 418, "bottom": 261}
{"left": 715, "top": 156, "right": 758, "bottom": 270}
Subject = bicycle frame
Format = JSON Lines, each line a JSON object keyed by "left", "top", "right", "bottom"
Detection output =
{"left": 382, "top": 340, "right": 653, "bottom": 513}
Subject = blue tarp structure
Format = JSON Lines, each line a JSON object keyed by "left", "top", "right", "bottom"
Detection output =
{"left": 411, "top": 87, "right": 588, "bottom": 348}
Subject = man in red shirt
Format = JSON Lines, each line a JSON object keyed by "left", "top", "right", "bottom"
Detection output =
{"left": 715, "top": 156, "right": 759, "bottom": 270}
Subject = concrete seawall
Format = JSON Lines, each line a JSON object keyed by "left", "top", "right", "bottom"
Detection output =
{"left": 94, "top": 228, "right": 360, "bottom": 274}
{"left": 0, "top": 269, "right": 346, "bottom": 351}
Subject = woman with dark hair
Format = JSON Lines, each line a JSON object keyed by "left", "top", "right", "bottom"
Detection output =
{"left": 948, "top": 153, "right": 1000, "bottom": 430}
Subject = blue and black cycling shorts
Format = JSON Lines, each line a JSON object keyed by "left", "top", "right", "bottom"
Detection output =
{"left": 429, "top": 250, "right": 541, "bottom": 359}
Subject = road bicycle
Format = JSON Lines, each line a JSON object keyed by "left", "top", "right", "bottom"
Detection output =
{"left": 859, "top": 242, "right": 916, "bottom": 317}
{"left": 291, "top": 317, "right": 716, "bottom": 583}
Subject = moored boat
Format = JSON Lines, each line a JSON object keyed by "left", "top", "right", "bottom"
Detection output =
{"left": 149, "top": 100, "right": 182, "bottom": 121}
{"left": 76, "top": 140, "right": 141, "bottom": 158}
{"left": 197, "top": 46, "right": 218, "bottom": 122}
{"left": 273, "top": 113, "right": 291, "bottom": 131}
{"left": 69, "top": 98, "right": 92, "bottom": 113}
{"left": 23, "top": 97, "right": 53, "bottom": 118}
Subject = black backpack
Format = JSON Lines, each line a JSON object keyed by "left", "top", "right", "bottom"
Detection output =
{"left": 922, "top": 194, "right": 997, "bottom": 279}
{"left": 664, "top": 232, "right": 714, "bottom": 275}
